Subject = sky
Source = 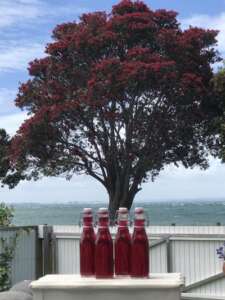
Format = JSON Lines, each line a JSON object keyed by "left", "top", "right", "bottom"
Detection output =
{"left": 1, "top": 0, "right": 225, "bottom": 204}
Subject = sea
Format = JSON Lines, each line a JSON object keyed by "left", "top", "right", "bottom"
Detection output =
{"left": 8, "top": 199, "right": 225, "bottom": 226}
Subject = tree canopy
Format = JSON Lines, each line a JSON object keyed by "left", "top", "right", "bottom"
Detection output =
{"left": 212, "top": 65, "right": 225, "bottom": 161}
{"left": 0, "top": 129, "right": 24, "bottom": 188}
{"left": 1, "top": 0, "right": 222, "bottom": 216}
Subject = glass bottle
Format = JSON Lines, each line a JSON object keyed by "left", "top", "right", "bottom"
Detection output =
{"left": 80, "top": 208, "right": 95, "bottom": 276}
{"left": 131, "top": 207, "right": 149, "bottom": 278}
{"left": 95, "top": 208, "right": 114, "bottom": 278}
{"left": 115, "top": 207, "right": 131, "bottom": 276}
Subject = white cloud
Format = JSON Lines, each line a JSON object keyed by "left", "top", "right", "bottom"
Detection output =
{"left": 0, "top": 0, "right": 87, "bottom": 74}
{"left": 0, "top": 43, "right": 45, "bottom": 72}
{"left": 0, "top": 111, "right": 27, "bottom": 135}
{"left": 0, "top": 88, "right": 17, "bottom": 114}
{"left": 182, "top": 13, "right": 225, "bottom": 53}
{"left": 1, "top": 174, "right": 107, "bottom": 204}
{"left": 138, "top": 158, "right": 225, "bottom": 201}
{"left": 0, "top": 0, "right": 86, "bottom": 29}
{"left": 52, "top": 5, "right": 87, "bottom": 17}
{"left": 18, "top": 0, "right": 41, "bottom": 4}
{"left": 0, "top": 0, "right": 44, "bottom": 28}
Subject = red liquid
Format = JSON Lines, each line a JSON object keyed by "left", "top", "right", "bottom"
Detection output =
{"left": 131, "top": 218, "right": 149, "bottom": 278}
{"left": 95, "top": 212, "right": 114, "bottom": 278}
{"left": 115, "top": 219, "right": 131, "bottom": 276}
{"left": 80, "top": 214, "right": 95, "bottom": 276}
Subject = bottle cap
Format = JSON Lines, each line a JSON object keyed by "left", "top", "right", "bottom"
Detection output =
{"left": 98, "top": 207, "right": 108, "bottom": 212}
{"left": 83, "top": 208, "right": 92, "bottom": 213}
{"left": 134, "top": 207, "right": 145, "bottom": 220}
{"left": 135, "top": 207, "right": 144, "bottom": 214}
{"left": 98, "top": 208, "right": 109, "bottom": 217}
{"left": 117, "top": 207, "right": 129, "bottom": 223}
{"left": 118, "top": 207, "right": 128, "bottom": 213}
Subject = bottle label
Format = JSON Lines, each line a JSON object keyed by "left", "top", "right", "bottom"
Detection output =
{"left": 135, "top": 213, "right": 144, "bottom": 220}
{"left": 119, "top": 213, "right": 128, "bottom": 221}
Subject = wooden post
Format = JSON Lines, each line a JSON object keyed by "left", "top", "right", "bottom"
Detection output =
{"left": 51, "top": 233, "right": 57, "bottom": 274}
{"left": 35, "top": 226, "right": 43, "bottom": 278}
{"left": 166, "top": 237, "right": 172, "bottom": 273}
{"left": 43, "top": 225, "right": 53, "bottom": 275}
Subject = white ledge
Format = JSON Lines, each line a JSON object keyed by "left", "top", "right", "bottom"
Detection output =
{"left": 31, "top": 273, "right": 184, "bottom": 290}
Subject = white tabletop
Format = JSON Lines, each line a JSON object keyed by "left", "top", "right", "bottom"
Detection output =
{"left": 31, "top": 274, "right": 184, "bottom": 290}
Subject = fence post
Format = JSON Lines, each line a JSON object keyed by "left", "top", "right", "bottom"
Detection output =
{"left": 51, "top": 233, "right": 57, "bottom": 274}
{"left": 35, "top": 226, "right": 43, "bottom": 278}
{"left": 166, "top": 237, "right": 172, "bottom": 273}
{"left": 43, "top": 225, "right": 53, "bottom": 275}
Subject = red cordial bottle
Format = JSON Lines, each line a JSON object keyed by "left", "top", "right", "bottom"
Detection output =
{"left": 95, "top": 208, "right": 114, "bottom": 278}
{"left": 80, "top": 208, "right": 95, "bottom": 276}
{"left": 115, "top": 207, "right": 131, "bottom": 276}
{"left": 131, "top": 207, "right": 149, "bottom": 278}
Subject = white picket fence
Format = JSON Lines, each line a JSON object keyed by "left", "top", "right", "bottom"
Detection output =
{"left": 41, "top": 225, "right": 225, "bottom": 300}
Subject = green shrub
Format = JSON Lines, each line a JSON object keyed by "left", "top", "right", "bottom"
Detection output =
{"left": 0, "top": 203, "right": 14, "bottom": 226}
{"left": 0, "top": 203, "right": 16, "bottom": 291}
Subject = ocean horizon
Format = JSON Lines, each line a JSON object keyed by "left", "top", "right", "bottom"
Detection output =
{"left": 6, "top": 199, "right": 225, "bottom": 226}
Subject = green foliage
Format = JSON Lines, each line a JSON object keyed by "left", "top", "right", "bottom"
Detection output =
{"left": 0, "top": 203, "right": 17, "bottom": 292}
{"left": 213, "top": 63, "right": 225, "bottom": 94}
{"left": 0, "top": 129, "right": 10, "bottom": 182}
{"left": 0, "top": 128, "right": 26, "bottom": 189}
{"left": 212, "top": 63, "right": 225, "bottom": 161}
{"left": 0, "top": 236, "right": 17, "bottom": 291}
{"left": 0, "top": 203, "right": 14, "bottom": 226}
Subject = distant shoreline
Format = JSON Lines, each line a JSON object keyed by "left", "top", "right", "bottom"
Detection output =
{"left": 4, "top": 198, "right": 225, "bottom": 205}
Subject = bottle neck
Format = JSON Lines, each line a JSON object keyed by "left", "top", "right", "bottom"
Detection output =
{"left": 118, "top": 220, "right": 129, "bottom": 227}
{"left": 134, "top": 219, "right": 145, "bottom": 228}
{"left": 83, "top": 216, "right": 93, "bottom": 227}
{"left": 98, "top": 216, "right": 109, "bottom": 228}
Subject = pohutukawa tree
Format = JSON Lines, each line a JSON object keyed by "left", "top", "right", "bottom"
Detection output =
{"left": 2, "top": 0, "right": 222, "bottom": 218}
{"left": 0, "top": 129, "right": 24, "bottom": 188}
{"left": 211, "top": 65, "right": 225, "bottom": 161}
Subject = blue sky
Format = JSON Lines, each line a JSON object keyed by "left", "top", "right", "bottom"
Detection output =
{"left": 1, "top": 0, "right": 225, "bottom": 204}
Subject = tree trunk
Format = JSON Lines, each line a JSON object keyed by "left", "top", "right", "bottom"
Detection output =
{"left": 108, "top": 190, "right": 137, "bottom": 222}
{"left": 108, "top": 198, "right": 119, "bottom": 222}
